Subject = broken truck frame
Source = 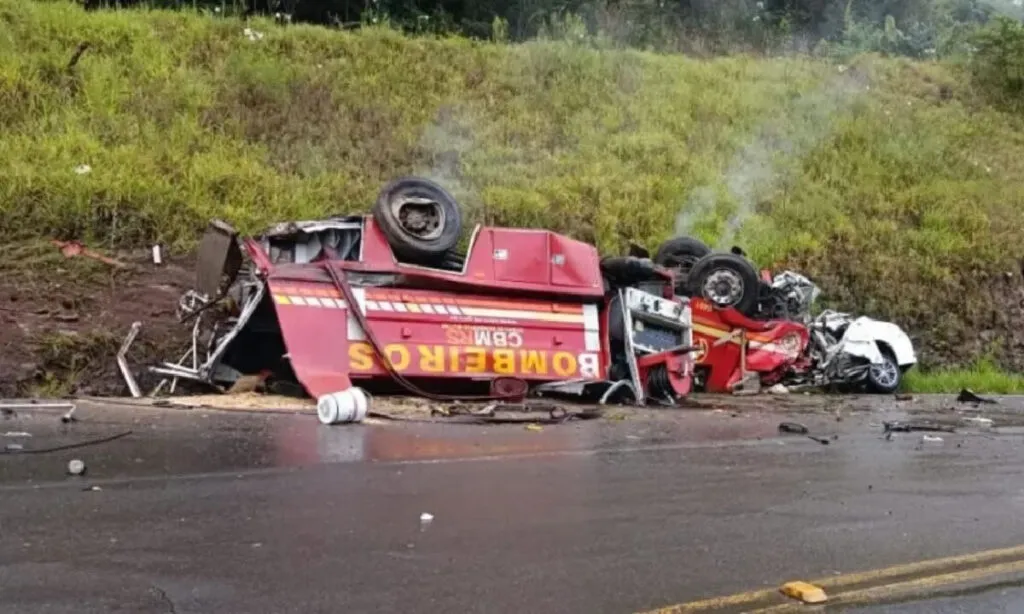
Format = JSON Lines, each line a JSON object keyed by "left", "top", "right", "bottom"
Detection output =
{"left": 125, "top": 215, "right": 707, "bottom": 406}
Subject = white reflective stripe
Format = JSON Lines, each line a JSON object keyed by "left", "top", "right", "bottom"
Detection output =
{"left": 583, "top": 303, "right": 601, "bottom": 351}
{"left": 320, "top": 297, "right": 341, "bottom": 308}
{"left": 430, "top": 304, "right": 446, "bottom": 314}
{"left": 378, "top": 301, "right": 394, "bottom": 311}
{"left": 366, "top": 300, "right": 380, "bottom": 311}
{"left": 289, "top": 296, "right": 307, "bottom": 306}
{"left": 393, "top": 303, "right": 408, "bottom": 312}
{"left": 446, "top": 305, "right": 462, "bottom": 315}
{"left": 347, "top": 287, "right": 367, "bottom": 341}
{"left": 459, "top": 307, "right": 584, "bottom": 323}
{"left": 420, "top": 304, "right": 435, "bottom": 314}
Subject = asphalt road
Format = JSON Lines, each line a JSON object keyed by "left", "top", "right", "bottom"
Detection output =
{"left": 2, "top": 396, "right": 1024, "bottom": 613}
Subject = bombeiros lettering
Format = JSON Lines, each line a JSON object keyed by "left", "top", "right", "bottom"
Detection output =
{"left": 348, "top": 342, "right": 600, "bottom": 378}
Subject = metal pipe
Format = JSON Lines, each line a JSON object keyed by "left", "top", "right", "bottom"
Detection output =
{"left": 117, "top": 322, "right": 143, "bottom": 398}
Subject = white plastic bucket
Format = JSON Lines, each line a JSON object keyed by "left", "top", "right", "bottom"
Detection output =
{"left": 317, "top": 387, "right": 370, "bottom": 425}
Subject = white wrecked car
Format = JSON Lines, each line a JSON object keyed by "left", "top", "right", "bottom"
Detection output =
{"left": 769, "top": 271, "right": 918, "bottom": 393}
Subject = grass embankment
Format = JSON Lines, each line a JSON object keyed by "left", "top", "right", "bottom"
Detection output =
{"left": 2, "top": 0, "right": 1024, "bottom": 392}
{"left": 905, "top": 361, "right": 1024, "bottom": 395}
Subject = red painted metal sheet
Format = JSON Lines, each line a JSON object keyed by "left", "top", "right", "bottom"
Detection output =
{"left": 267, "top": 278, "right": 353, "bottom": 399}
{"left": 353, "top": 218, "right": 604, "bottom": 299}
{"left": 689, "top": 298, "right": 809, "bottom": 392}
{"left": 268, "top": 280, "right": 607, "bottom": 394}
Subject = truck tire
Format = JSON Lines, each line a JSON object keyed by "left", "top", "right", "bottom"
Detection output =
{"left": 653, "top": 236, "right": 711, "bottom": 294}
{"left": 372, "top": 177, "right": 463, "bottom": 262}
{"left": 685, "top": 252, "right": 760, "bottom": 316}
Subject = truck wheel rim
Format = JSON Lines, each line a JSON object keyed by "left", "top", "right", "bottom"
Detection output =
{"left": 392, "top": 196, "right": 444, "bottom": 241}
{"left": 703, "top": 269, "right": 743, "bottom": 306}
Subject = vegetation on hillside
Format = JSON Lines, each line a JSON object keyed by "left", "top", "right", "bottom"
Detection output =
{"left": 77, "top": 0, "right": 1024, "bottom": 60}
{"left": 3, "top": 0, "right": 1024, "bottom": 375}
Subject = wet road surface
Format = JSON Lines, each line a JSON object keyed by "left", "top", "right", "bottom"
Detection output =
{"left": 2, "top": 396, "right": 1024, "bottom": 613}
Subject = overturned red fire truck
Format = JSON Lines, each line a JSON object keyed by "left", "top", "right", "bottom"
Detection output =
{"left": 124, "top": 177, "right": 843, "bottom": 406}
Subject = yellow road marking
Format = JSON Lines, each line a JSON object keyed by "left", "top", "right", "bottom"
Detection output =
{"left": 809, "top": 543, "right": 1024, "bottom": 590}
{"left": 748, "top": 558, "right": 1024, "bottom": 612}
{"left": 636, "top": 543, "right": 1024, "bottom": 613}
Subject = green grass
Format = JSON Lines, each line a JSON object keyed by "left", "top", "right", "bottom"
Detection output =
{"left": 904, "top": 359, "right": 1024, "bottom": 395}
{"left": 3, "top": 0, "right": 1024, "bottom": 371}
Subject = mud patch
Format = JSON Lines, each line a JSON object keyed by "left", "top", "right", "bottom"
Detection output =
{"left": 0, "top": 240, "right": 194, "bottom": 397}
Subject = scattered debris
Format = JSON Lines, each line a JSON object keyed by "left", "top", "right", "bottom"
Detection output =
{"left": 957, "top": 388, "right": 997, "bottom": 405}
{"left": 5, "top": 443, "right": 24, "bottom": 452}
{"left": 768, "top": 383, "right": 790, "bottom": 395}
{"left": 52, "top": 239, "right": 128, "bottom": 269}
{"left": 3, "top": 431, "right": 32, "bottom": 438}
{"left": 921, "top": 435, "right": 945, "bottom": 444}
{"left": 895, "top": 393, "right": 914, "bottom": 401}
{"left": 807, "top": 435, "right": 831, "bottom": 445}
{"left": 962, "top": 417, "right": 994, "bottom": 430}
{"left": 419, "top": 513, "right": 433, "bottom": 523}
{"left": 525, "top": 424, "right": 543, "bottom": 432}
{"left": 243, "top": 27, "right": 265, "bottom": 41}
{"left": 67, "top": 459, "right": 86, "bottom": 476}
{"left": 778, "top": 422, "right": 809, "bottom": 435}
{"left": 152, "top": 244, "right": 163, "bottom": 265}
{"left": 883, "top": 420, "right": 956, "bottom": 434}
{"left": 780, "top": 581, "right": 828, "bottom": 604}
{"left": 73, "top": 164, "right": 92, "bottom": 175}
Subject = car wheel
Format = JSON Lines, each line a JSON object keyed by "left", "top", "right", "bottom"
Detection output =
{"left": 653, "top": 236, "right": 711, "bottom": 294}
{"left": 685, "top": 252, "right": 760, "bottom": 316}
{"left": 372, "top": 177, "right": 463, "bottom": 263}
{"left": 866, "top": 347, "right": 901, "bottom": 394}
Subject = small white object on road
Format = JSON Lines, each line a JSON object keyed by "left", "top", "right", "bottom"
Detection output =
{"left": 921, "top": 435, "right": 944, "bottom": 444}
{"left": 67, "top": 459, "right": 86, "bottom": 476}
{"left": 152, "top": 245, "right": 163, "bottom": 265}
{"left": 420, "top": 513, "right": 434, "bottom": 522}
{"left": 317, "top": 387, "right": 369, "bottom": 425}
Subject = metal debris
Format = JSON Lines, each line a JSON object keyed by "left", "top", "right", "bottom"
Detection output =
{"left": 778, "top": 422, "right": 809, "bottom": 435}
{"left": 883, "top": 420, "right": 956, "bottom": 434}
{"left": 957, "top": 388, "right": 997, "bottom": 405}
